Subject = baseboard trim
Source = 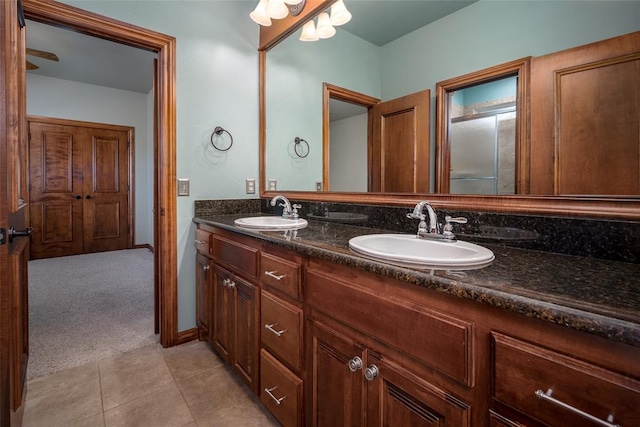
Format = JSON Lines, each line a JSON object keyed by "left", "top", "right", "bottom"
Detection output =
{"left": 176, "top": 328, "right": 198, "bottom": 345}
{"left": 133, "top": 244, "right": 154, "bottom": 252}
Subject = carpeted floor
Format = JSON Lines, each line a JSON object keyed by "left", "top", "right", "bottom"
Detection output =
{"left": 27, "top": 248, "right": 158, "bottom": 380}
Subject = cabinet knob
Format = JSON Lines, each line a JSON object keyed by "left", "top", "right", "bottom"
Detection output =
{"left": 364, "top": 365, "right": 379, "bottom": 381}
{"left": 348, "top": 356, "right": 363, "bottom": 372}
{"left": 223, "top": 278, "right": 235, "bottom": 289}
{"left": 202, "top": 264, "right": 210, "bottom": 271}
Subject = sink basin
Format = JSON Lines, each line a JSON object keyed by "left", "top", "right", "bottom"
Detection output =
{"left": 349, "top": 234, "right": 494, "bottom": 269}
{"left": 234, "top": 216, "right": 308, "bottom": 230}
{"left": 307, "top": 212, "right": 368, "bottom": 224}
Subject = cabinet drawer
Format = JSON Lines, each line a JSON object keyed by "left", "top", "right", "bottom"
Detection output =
{"left": 492, "top": 332, "right": 640, "bottom": 427}
{"left": 261, "top": 291, "right": 303, "bottom": 372}
{"left": 195, "top": 229, "right": 211, "bottom": 254}
{"left": 261, "top": 252, "right": 301, "bottom": 301}
{"left": 260, "top": 349, "right": 303, "bottom": 427}
{"left": 211, "top": 234, "right": 258, "bottom": 279}
{"left": 307, "top": 268, "right": 474, "bottom": 386}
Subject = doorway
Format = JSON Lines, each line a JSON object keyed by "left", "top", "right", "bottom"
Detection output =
{"left": 21, "top": 0, "right": 178, "bottom": 348}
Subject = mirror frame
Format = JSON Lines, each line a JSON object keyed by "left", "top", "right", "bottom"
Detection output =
{"left": 258, "top": 1, "right": 640, "bottom": 220}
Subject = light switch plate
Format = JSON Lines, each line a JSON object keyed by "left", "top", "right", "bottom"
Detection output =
{"left": 177, "top": 178, "right": 189, "bottom": 196}
{"left": 246, "top": 179, "right": 255, "bottom": 194}
{"left": 316, "top": 182, "right": 322, "bottom": 191}
{"left": 268, "top": 179, "right": 277, "bottom": 191}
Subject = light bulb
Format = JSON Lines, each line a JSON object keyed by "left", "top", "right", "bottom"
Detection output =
{"left": 316, "top": 12, "right": 336, "bottom": 39}
{"left": 299, "top": 20, "right": 319, "bottom": 42}
{"left": 249, "top": 0, "right": 272, "bottom": 26}
{"left": 284, "top": 0, "right": 304, "bottom": 5}
{"left": 330, "top": 0, "right": 351, "bottom": 26}
{"left": 267, "top": 0, "right": 289, "bottom": 20}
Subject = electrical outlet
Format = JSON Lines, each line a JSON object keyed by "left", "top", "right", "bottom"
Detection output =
{"left": 268, "top": 179, "right": 277, "bottom": 191}
{"left": 246, "top": 179, "right": 255, "bottom": 194}
{"left": 177, "top": 178, "right": 189, "bottom": 196}
{"left": 316, "top": 182, "right": 322, "bottom": 191}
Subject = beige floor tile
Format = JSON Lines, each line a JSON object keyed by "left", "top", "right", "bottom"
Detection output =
{"left": 22, "top": 363, "right": 102, "bottom": 427}
{"left": 99, "top": 344, "right": 174, "bottom": 410}
{"left": 195, "top": 401, "right": 279, "bottom": 427}
{"left": 163, "top": 341, "right": 224, "bottom": 382}
{"left": 104, "top": 383, "right": 193, "bottom": 427}
{"left": 175, "top": 363, "right": 254, "bottom": 420}
{"left": 65, "top": 413, "right": 106, "bottom": 427}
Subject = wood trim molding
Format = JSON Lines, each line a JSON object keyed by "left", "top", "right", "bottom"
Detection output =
{"left": 176, "top": 328, "right": 198, "bottom": 346}
{"left": 133, "top": 243, "right": 154, "bottom": 252}
{"left": 23, "top": 0, "right": 178, "bottom": 347}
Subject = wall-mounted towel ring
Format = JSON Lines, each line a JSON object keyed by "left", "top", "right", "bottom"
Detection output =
{"left": 294, "top": 137, "right": 309, "bottom": 158}
{"left": 210, "top": 126, "right": 233, "bottom": 151}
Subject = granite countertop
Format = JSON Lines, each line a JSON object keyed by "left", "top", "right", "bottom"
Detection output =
{"left": 193, "top": 213, "right": 640, "bottom": 347}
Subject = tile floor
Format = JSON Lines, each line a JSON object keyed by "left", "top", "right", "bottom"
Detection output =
{"left": 22, "top": 341, "right": 280, "bottom": 427}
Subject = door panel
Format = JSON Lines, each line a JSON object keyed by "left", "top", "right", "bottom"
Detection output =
{"left": 370, "top": 89, "right": 430, "bottom": 193}
{"left": 29, "top": 122, "right": 84, "bottom": 259}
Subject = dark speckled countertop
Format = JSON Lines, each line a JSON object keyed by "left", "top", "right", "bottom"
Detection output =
{"left": 193, "top": 213, "right": 640, "bottom": 347}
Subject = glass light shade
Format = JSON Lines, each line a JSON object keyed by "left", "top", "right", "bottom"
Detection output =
{"left": 250, "top": 0, "right": 272, "bottom": 26}
{"left": 267, "top": 0, "right": 289, "bottom": 20}
{"left": 299, "top": 20, "right": 319, "bottom": 41}
{"left": 330, "top": 0, "right": 352, "bottom": 26}
{"left": 284, "top": 0, "right": 304, "bottom": 4}
{"left": 316, "top": 12, "right": 336, "bottom": 39}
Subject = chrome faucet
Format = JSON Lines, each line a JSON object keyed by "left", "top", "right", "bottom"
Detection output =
{"left": 270, "top": 195, "right": 301, "bottom": 219}
{"left": 407, "top": 201, "right": 467, "bottom": 242}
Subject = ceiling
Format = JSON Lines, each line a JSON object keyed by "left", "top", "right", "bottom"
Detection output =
{"left": 24, "top": 1, "right": 476, "bottom": 94}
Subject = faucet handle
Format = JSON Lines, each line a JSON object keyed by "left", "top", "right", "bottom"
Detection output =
{"left": 443, "top": 216, "right": 467, "bottom": 240}
{"left": 291, "top": 204, "right": 301, "bottom": 219}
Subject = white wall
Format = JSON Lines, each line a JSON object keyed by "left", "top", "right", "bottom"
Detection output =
{"left": 329, "top": 113, "right": 368, "bottom": 192}
{"left": 61, "top": 0, "right": 260, "bottom": 331}
{"left": 26, "top": 74, "right": 153, "bottom": 246}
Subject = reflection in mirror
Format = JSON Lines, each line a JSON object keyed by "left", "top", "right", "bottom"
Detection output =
{"left": 328, "top": 98, "right": 368, "bottom": 192}
{"left": 448, "top": 77, "right": 516, "bottom": 195}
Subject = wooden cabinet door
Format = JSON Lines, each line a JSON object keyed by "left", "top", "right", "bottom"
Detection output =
{"left": 81, "top": 127, "right": 131, "bottom": 253}
{"left": 213, "top": 265, "right": 233, "bottom": 363}
{"left": 28, "top": 121, "right": 84, "bottom": 259}
{"left": 365, "top": 352, "right": 472, "bottom": 427}
{"left": 308, "top": 320, "right": 365, "bottom": 427}
{"left": 195, "top": 253, "right": 212, "bottom": 341}
{"left": 232, "top": 276, "right": 259, "bottom": 393}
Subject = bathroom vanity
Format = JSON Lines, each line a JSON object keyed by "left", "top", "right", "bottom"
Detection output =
{"left": 193, "top": 211, "right": 640, "bottom": 427}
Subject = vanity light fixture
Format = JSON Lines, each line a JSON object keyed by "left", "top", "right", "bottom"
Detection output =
{"left": 298, "top": 0, "right": 351, "bottom": 42}
{"left": 300, "top": 20, "right": 319, "bottom": 42}
{"left": 250, "top": 0, "right": 307, "bottom": 26}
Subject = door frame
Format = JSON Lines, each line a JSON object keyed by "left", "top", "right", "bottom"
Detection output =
{"left": 20, "top": 0, "right": 178, "bottom": 347}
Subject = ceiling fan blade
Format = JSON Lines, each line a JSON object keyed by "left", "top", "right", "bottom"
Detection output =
{"left": 26, "top": 48, "right": 59, "bottom": 62}
{"left": 26, "top": 60, "right": 39, "bottom": 70}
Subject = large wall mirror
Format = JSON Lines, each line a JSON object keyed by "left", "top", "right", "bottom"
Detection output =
{"left": 259, "top": 0, "right": 640, "bottom": 219}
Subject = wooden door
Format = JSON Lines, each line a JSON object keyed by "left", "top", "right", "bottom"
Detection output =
{"left": 365, "top": 352, "right": 472, "bottom": 426}
{"left": 231, "top": 276, "right": 258, "bottom": 393}
{"left": 213, "top": 265, "right": 233, "bottom": 363}
{"left": 370, "top": 89, "right": 430, "bottom": 193}
{"left": 529, "top": 31, "right": 640, "bottom": 195}
{"left": 28, "top": 117, "right": 132, "bottom": 259}
{"left": 308, "top": 320, "right": 365, "bottom": 427}
{"left": 1, "top": 0, "right": 30, "bottom": 424}
{"left": 81, "top": 126, "right": 131, "bottom": 253}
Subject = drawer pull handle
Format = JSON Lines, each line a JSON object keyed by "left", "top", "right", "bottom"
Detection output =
{"left": 265, "top": 323, "right": 286, "bottom": 337}
{"left": 535, "top": 389, "right": 620, "bottom": 427}
{"left": 265, "top": 270, "right": 285, "bottom": 280}
{"left": 348, "top": 356, "right": 363, "bottom": 372}
{"left": 195, "top": 239, "right": 206, "bottom": 244}
{"left": 264, "top": 386, "right": 286, "bottom": 405}
{"left": 364, "top": 365, "right": 379, "bottom": 381}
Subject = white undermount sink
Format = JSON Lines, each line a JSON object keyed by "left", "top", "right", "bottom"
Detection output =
{"left": 349, "top": 234, "right": 494, "bottom": 269}
{"left": 234, "top": 216, "right": 308, "bottom": 230}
